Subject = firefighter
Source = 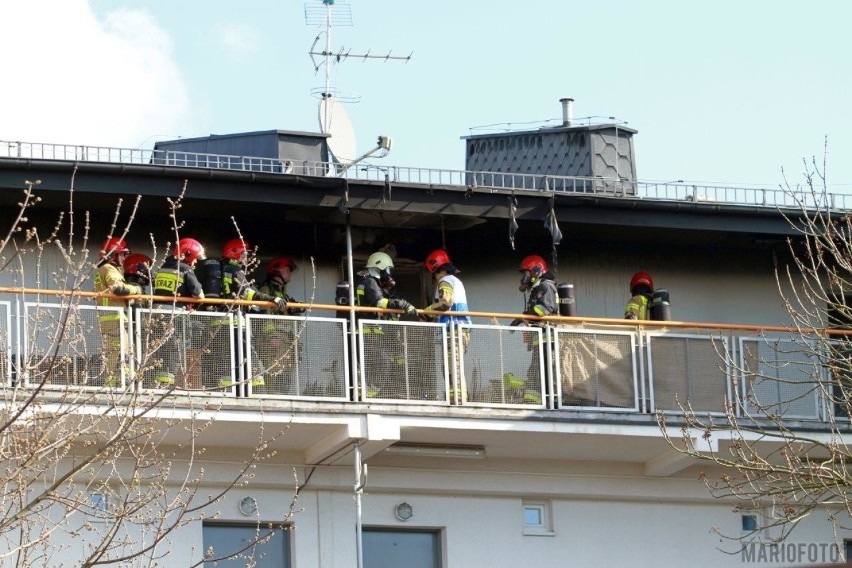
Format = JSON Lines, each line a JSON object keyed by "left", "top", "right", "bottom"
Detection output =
{"left": 218, "top": 239, "right": 288, "bottom": 311}
{"left": 150, "top": 237, "right": 206, "bottom": 386}
{"left": 511, "top": 254, "right": 558, "bottom": 405}
{"left": 625, "top": 271, "right": 654, "bottom": 320}
{"left": 355, "top": 251, "right": 418, "bottom": 398}
{"left": 258, "top": 256, "right": 302, "bottom": 315}
{"left": 208, "top": 239, "right": 288, "bottom": 393}
{"left": 93, "top": 236, "right": 143, "bottom": 387}
{"left": 423, "top": 249, "right": 470, "bottom": 403}
{"left": 123, "top": 253, "right": 152, "bottom": 296}
{"left": 356, "top": 252, "right": 417, "bottom": 321}
{"left": 257, "top": 257, "right": 303, "bottom": 394}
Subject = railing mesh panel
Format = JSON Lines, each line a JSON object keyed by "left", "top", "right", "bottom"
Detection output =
{"left": 24, "top": 303, "right": 122, "bottom": 388}
{"left": 134, "top": 309, "right": 235, "bottom": 390}
{"left": 460, "top": 324, "right": 545, "bottom": 407}
{"left": 740, "top": 338, "right": 823, "bottom": 419}
{"left": 555, "top": 329, "right": 637, "bottom": 410}
{"left": 246, "top": 315, "right": 348, "bottom": 399}
{"left": 0, "top": 302, "right": 10, "bottom": 386}
{"left": 359, "top": 320, "right": 448, "bottom": 403}
{"left": 649, "top": 334, "right": 730, "bottom": 413}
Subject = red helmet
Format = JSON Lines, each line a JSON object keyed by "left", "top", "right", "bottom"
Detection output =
{"left": 267, "top": 256, "right": 298, "bottom": 276}
{"left": 519, "top": 255, "right": 547, "bottom": 277}
{"left": 222, "top": 238, "right": 249, "bottom": 260}
{"left": 100, "top": 236, "right": 130, "bottom": 258}
{"left": 424, "top": 249, "right": 451, "bottom": 273}
{"left": 630, "top": 271, "right": 653, "bottom": 291}
{"left": 173, "top": 238, "right": 206, "bottom": 264}
{"left": 123, "top": 253, "right": 151, "bottom": 276}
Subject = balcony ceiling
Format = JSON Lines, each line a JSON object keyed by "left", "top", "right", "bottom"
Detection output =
{"left": 0, "top": 159, "right": 802, "bottom": 252}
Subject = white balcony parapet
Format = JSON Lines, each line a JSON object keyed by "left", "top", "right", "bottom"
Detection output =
{"left": 0, "top": 295, "right": 835, "bottom": 423}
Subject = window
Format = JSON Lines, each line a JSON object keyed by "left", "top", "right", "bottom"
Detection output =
{"left": 90, "top": 493, "right": 108, "bottom": 512}
{"left": 363, "top": 528, "right": 441, "bottom": 568}
{"left": 202, "top": 523, "right": 290, "bottom": 567}
{"left": 87, "top": 492, "right": 110, "bottom": 523}
{"left": 741, "top": 514, "right": 758, "bottom": 533}
{"left": 523, "top": 501, "right": 554, "bottom": 536}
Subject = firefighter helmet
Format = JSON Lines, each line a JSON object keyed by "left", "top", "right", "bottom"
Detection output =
{"left": 222, "top": 238, "right": 249, "bottom": 260}
{"left": 519, "top": 255, "right": 547, "bottom": 278}
{"left": 267, "top": 256, "right": 298, "bottom": 276}
{"left": 366, "top": 252, "right": 394, "bottom": 270}
{"left": 630, "top": 271, "right": 653, "bottom": 292}
{"left": 100, "top": 236, "right": 130, "bottom": 258}
{"left": 123, "top": 253, "right": 151, "bottom": 277}
{"left": 424, "top": 249, "right": 451, "bottom": 273}
{"left": 173, "top": 238, "right": 206, "bottom": 264}
{"left": 519, "top": 254, "right": 548, "bottom": 291}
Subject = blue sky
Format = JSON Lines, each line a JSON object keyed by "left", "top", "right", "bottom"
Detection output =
{"left": 3, "top": 1, "right": 851, "bottom": 190}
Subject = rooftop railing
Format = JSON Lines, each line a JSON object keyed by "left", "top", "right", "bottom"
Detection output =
{"left": 1, "top": 139, "right": 846, "bottom": 211}
{"left": 0, "top": 293, "right": 838, "bottom": 423}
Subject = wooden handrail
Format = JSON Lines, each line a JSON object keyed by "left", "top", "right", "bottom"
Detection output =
{"left": 1, "top": 285, "right": 850, "bottom": 336}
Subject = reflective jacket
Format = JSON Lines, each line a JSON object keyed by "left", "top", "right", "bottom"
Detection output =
{"left": 625, "top": 293, "right": 652, "bottom": 320}
{"left": 93, "top": 261, "right": 142, "bottom": 321}
{"left": 221, "top": 260, "right": 276, "bottom": 308}
{"left": 427, "top": 273, "right": 471, "bottom": 327}
{"left": 258, "top": 279, "right": 300, "bottom": 315}
{"left": 355, "top": 272, "right": 412, "bottom": 320}
{"left": 525, "top": 274, "right": 558, "bottom": 319}
{"left": 153, "top": 257, "right": 204, "bottom": 308}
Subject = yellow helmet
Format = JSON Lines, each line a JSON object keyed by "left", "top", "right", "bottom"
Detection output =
{"left": 366, "top": 252, "right": 394, "bottom": 270}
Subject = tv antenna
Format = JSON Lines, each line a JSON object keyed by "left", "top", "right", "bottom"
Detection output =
{"left": 304, "top": 0, "right": 411, "bottom": 174}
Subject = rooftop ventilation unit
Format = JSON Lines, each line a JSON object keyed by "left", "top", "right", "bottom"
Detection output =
{"left": 462, "top": 98, "right": 638, "bottom": 194}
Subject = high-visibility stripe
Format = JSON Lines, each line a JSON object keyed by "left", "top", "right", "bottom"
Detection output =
{"left": 153, "top": 270, "right": 183, "bottom": 294}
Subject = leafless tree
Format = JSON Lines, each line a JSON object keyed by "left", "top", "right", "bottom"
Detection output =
{"left": 658, "top": 140, "right": 852, "bottom": 548}
{"left": 0, "top": 175, "right": 303, "bottom": 566}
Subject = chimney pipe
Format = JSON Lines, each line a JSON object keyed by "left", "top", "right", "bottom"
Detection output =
{"left": 559, "top": 98, "right": 574, "bottom": 127}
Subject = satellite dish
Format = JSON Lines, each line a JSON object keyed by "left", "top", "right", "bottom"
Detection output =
{"left": 319, "top": 98, "right": 357, "bottom": 165}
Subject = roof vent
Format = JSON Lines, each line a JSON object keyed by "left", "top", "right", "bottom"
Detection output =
{"left": 559, "top": 98, "right": 574, "bottom": 127}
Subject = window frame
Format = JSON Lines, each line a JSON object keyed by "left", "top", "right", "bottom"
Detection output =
{"left": 522, "top": 500, "right": 554, "bottom": 536}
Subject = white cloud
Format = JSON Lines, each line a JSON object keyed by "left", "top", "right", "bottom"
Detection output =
{"left": 216, "top": 23, "right": 260, "bottom": 58}
{"left": 0, "top": 0, "right": 194, "bottom": 148}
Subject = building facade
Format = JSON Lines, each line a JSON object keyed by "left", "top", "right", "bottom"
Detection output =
{"left": 0, "top": 137, "right": 849, "bottom": 567}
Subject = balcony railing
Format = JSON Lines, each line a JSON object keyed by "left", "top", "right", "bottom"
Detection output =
{"left": 0, "top": 297, "right": 837, "bottom": 422}
{"left": 1, "top": 139, "right": 845, "bottom": 211}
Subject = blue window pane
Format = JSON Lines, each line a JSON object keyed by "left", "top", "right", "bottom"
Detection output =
{"left": 524, "top": 507, "right": 543, "bottom": 526}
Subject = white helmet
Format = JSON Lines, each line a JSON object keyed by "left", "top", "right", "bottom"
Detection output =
{"left": 366, "top": 252, "right": 394, "bottom": 270}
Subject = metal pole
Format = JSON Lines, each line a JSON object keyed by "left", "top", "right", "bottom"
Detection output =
{"left": 354, "top": 441, "right": 365, "bottom": 568}
{"left": 323, "top": 0, "right": 333, "bottom": 130}
{"left": 345, "top": 215, "right": 359, "bottom": 400}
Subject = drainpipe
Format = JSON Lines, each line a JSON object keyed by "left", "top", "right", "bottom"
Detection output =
{"left": 354, "top": 442, "right": 367, "bottom": 568}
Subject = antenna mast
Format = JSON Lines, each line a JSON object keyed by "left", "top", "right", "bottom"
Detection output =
{"left": 304, "top": 0, "right": 411, "bottom": 175}
{"left": 304, "top": 0, "right": 412, "bottom": 128}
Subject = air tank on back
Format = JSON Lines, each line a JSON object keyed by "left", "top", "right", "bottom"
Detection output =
{"left": 557, "top": 283, "right": 576, "bottom": 317}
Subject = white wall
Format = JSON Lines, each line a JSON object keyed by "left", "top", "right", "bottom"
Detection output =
{"left": 119, "top": 460, "right": 851, "bottom": 568}
{"left": 0, "top": 241, "right": 802, "bottom": 329}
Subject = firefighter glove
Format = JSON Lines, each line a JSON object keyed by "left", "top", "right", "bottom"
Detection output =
{"left": 509, "top": 318, "right": 524, "bottom": 327}
{"left": 110, "top": 284, "right": 131, "bottom": 296}
{"left": 275, "top": 297, "right": 288, "bottom": 312}
{"left": 400, "top": 304, "right": 419, "bottom": 321}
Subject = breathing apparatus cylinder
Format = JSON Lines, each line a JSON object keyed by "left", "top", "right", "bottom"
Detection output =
{"left": 557, "top": 283, "right": 576, "bottom": 317}
{"left": 651, "top": 289, "right": 671, "bottom": 321}
{"left": 335, "top": 280, "right": 351, "bottom": 319}
{"left": 200, "top": 259, "right": 223, "bottom": 298}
